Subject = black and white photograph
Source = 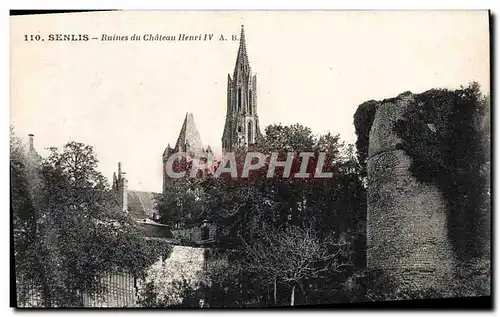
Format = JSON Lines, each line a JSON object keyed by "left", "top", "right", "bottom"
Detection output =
{"left": 9, "top": 10, "right": 491, "bottom": 309}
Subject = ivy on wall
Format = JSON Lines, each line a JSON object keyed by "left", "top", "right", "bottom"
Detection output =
{"left": 147, "top": 239, "right": 173, "bottom": 262}
{"left": 354, "top": 83, "right": 490, "bottom": 262}
{"left": 392, "top": 83, "right": 490, "bottom": 261}
{"left": 353, "top": 100, "right": 378, "bottom": 178}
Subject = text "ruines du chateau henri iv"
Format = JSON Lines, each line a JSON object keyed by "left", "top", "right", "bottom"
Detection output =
{"left": 102, "top": 33, "right": 221, "bottom": 41}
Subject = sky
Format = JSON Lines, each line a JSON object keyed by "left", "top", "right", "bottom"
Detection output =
{"left": 10, "top": 11, "right": 490, "bottom": 192}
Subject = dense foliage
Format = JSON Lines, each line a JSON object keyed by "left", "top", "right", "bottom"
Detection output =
{"left": 393, "top": 83, "right": 490, "bottom": 261}
{"left": 11, "top": 132, "right": 156, "bottom": 307}
{"left": 155, "top": 177, "right": 207, "bottom": 228}
{"left": 353, "top": 83, "right": 490, "bottom": 262}
{"left": 353, "top": 100, "right": 378, "bottom": 178}
{"left": 157, "top": 123, "right": 367, "bottom": 306}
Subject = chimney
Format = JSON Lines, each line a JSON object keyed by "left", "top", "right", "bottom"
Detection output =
{"left": 28, "top": 134, "right": 34, "bottom": 152}
{"left": 112, "top": 172, "right": 117, "bottom": 191}
{"left": 116, "top": 162, "right": 128, "bottom": 212}
{"left": 121, "top": 172, "right": 128, "bottom": 213}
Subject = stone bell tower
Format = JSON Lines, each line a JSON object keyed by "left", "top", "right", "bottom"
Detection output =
{"left": 222, "top": 25, "right": 261, "bottom": 152}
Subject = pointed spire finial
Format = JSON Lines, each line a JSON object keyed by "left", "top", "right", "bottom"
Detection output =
{"left": 234, "top": 25, "right": 249, "bottom": 75}
{"left": 239, "top": 25, "right": 246, "bottom": 49}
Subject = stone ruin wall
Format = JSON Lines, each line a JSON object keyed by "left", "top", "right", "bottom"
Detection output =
{"left": 366, "top": 92, "right": 490, "bottom": 298}
{"left": 366, "top": 93, "right": 455, "bottom": 296}
{"left": 172, "top": 223, "right": 217, "bottom": 243}
{"left": 19, "top": 245, "right": 229, "bottom": 308}
{"left": 95, "top": 245, "right": 223, "bottom": 307}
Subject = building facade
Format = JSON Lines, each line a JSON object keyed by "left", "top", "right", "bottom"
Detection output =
{"left": 222, "top": 25, "right": 261, "bottom": 152}
{"left": 161, "top": 25, "right": 262, "bottom": 188}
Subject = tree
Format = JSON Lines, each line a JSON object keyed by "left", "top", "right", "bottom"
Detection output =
{"left": 192, "top": 124, "right": 366, "bottom": 306}
{"left": 207, "top": 123, "right": 366, "bottom": 261}
{"left": 12, "top": 138, "right": 155, "bottom": 307}
{"left": 152, "top": 123, "right": 367, "bottom": 306}
{"left": 205, "top": 253, "right": 243, "bottom": 307}
{"left": 243, "top": 225, "right": 350, "bottom": 306}
{"left": 353, "top": 100, "right": 378, "bottom": 178}
{"left": 156, "top": 177, "right": 207, "bottom": 228}
{"left": 11, "top": 128, "right": 48, "bottom": 306}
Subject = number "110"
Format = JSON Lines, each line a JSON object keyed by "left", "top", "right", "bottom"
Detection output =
{"left": 24, "top": 34, "right": 42, "bottom": 41}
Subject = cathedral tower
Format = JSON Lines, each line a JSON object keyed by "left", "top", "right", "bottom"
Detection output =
{"left": 222, "top": 25, "right": 261, "bottom": 152}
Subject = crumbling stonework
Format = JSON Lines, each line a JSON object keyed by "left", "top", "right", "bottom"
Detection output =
{"left": 138, "top": 246, "right": 208, "bottom": 306}
{"left": 365, "top": 91, "right": 490, "bottom": 298}
{"left": 172, "top": 223, "right": 217, "bottom": 244}
{"left": 366, "top": 93, "right": 455, "bottom": 297}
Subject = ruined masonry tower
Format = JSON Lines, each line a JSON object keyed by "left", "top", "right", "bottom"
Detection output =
{"left": 222, "top": 25, "right": 261, "bottom": 152}
{"left": 366, "top": 93, "right": 455, "bottom": 295}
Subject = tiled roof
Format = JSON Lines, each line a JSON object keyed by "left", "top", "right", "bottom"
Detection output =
{"left": 136, "top": 219, "right": 175, "bottom": 239}
{"left": 174, "top": 113, "right": 204, "bottom": 153}
{"left": 126, "top": 190, "right": 161, "bottom": 220}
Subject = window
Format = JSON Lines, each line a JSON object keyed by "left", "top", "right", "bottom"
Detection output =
{"left": 248, "top": 89, "right": 252, "bottom": 115}
{"left": 237, "top": 88, "right": 242, "bottom": 110}
{"left": 248, "top": 122, "right": 253, "bottom": 144}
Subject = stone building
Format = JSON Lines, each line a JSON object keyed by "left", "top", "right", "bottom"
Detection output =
{"left": 161, "top": 112, "right": 210, "bottom": 192}
{"left": 19, "top": 25, "right": 259, "bottom": 307}
{"left": 157, "top": 25, "right": 263, "bottom": 242}
{"left": 365, "top": 91, "right": 490, "bottom": 298}
{"left": 117, "top": 27, "right": 262, "bottom": 242}
{"left": 366, "top": 93, "right": 454, "bottom": 296}
{"left": 222, "top": 25, "right": 262, "bottom": 152}
{"left": 112, "top": 162, "right": 128, "bottom": 212}
{"left": 111, "top": 162, "right": 173, "bottom": 237}
{"left": 161, "top": 25, "right": 262, "bottom": 178}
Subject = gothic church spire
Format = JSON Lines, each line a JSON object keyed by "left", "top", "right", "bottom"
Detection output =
{"left": 222, "top": 25, "right": 261, "bottom": 152}
{"left": 234, "top": 25, "right": 250, "bottom": 76}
